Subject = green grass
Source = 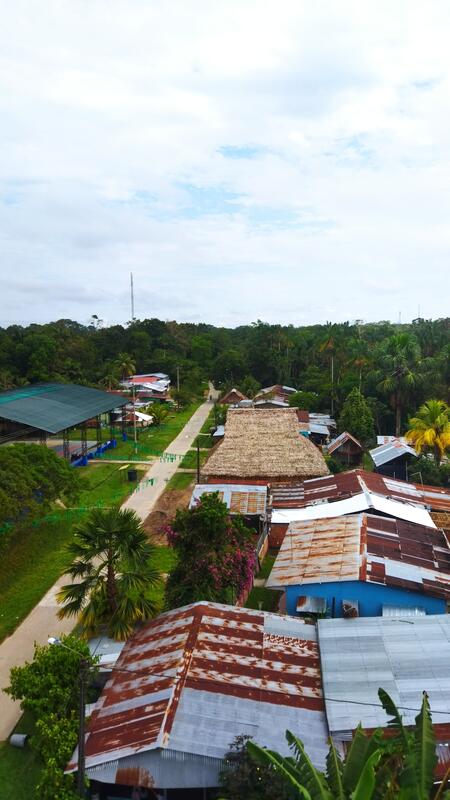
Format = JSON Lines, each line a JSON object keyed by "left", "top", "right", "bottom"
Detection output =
{"left": 245, "top": 586, "right": 281, "bottom": 612}
{"left": 166, "top": 472, "right": 196, "bottom": 491}
{"left": 76, "top": 462, "right": 147, "bottom": 508}
{"left": 0, "top": 741, "right": 42, "bottom": 799}
{"left": 257, "top": 553, "right": 276, "bottom": 579}
{"left": 362, "top": 452, "right": 374, "bottom": 471}
{"left": 178, "top": 449, "right": 208, "bottom": 469}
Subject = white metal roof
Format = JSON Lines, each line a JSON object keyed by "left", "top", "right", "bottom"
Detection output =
{"left": 370, "top": 440, "right": 417, "bottom": 467}
{"left": 309, "top": 423, "right": 329, "bottom": 435}
{"left": 271, "top": 492, "right": 436, "bottom": 528}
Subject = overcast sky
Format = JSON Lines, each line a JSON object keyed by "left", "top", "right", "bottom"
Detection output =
{"left": 1, "top": 1, "right": 450, "bottom": 328}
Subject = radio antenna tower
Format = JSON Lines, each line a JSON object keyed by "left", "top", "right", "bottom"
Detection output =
{"left": 130, "top": 272, "right": 135, "bottom": 322}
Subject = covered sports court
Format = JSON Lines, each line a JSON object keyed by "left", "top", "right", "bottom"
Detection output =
{"left": 0, "top": 383, "right": 128, "bottom": 461}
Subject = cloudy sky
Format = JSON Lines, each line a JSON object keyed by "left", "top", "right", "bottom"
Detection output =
{"left": 1, "top": 1, "right": 450, "bottom": 328}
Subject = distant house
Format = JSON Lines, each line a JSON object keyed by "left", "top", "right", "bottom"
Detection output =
{"left": 254, "top": 384, "right": 297, "bottom": 408}
{"left": 202, "top": 408, "right": 329, "bottom": 483}
{"left": 217, "top": 387, "right": 248, "bottom": 405}
{"left": 370, "top": 439, "right": 418, "bottom": 480}
{"left": 70, "top": 603, "right": 329, "bottom": 796}
{"left": 327, "top": 431, "right": 363, "bottom": 465}
{"left": 267, "top": 513, "right": 450, "bottom": 618}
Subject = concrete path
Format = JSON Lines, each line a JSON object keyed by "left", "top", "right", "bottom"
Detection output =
{"left": 121, "top": 393, "right": 216, "bottom": 521}
{"left": 0, "top": 576, "right": 77, "bottom": 740}
{"left": 0, "top": 385, "right": 219, "bottom": 740}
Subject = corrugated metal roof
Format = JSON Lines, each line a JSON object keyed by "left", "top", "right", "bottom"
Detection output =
{"left": 318, "top": 615, "right": 450, "bottom": 735}
{"left": 0, "top": 383, "right": 127, "bottom": 434}
{"left": 328, "top": 431, "right": 363, "bottom": 455}
{"left": 377, "top": 435, "right": 407, "bottom": 445}
{"left": 309, "top": 423, "right": 329, "bottom": 436}
{"left": 189, "top": 484, "right": 267, "bottom": 515}
{"left": 370, "top": 440, "right": 418, "bottom": 467}
{"left": 267, "top": 512, "right": 450, "bottom": 600}
{"left": 270, "top": 469, "right": 450, "bottom": 513}
{"left": 271, "top": 493, "right": 436, "bottom": 528}
{"left": 72, "top": 603, "right": 329, "bottom": 775}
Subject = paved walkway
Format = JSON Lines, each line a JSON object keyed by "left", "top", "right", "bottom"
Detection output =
{"left": 0, "top": 385, "right": 219, "bottom": 740}
{"left": 121, "top": 392, "right": 216, "bottom": 521}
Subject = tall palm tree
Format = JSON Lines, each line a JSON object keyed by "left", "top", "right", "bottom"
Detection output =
{"left": 376, "top": 333, "right": 422, "bottom": 436}
{"left": 406, "top": 399, "right": 450, "bottom": 465}
{"left": 57, "top": 508, "right": 162, "bottom": 639}
{"left": 114, "top": 352, "right": 136, "bottom": 382}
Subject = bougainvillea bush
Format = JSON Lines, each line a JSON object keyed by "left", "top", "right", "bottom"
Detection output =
{"left": 165, "top": 492, "right": 257, "bottom": 608}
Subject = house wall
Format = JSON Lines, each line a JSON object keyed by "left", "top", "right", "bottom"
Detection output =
{"left": 284, "top": 581, "right": 445, "bottom": 618}
{"left": 269, "top": 522, "right": 288, "bottom": 547}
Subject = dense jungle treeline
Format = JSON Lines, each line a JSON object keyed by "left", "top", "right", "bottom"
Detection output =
{"left": 0, "top": 317, "right": 449, "bottom": 434}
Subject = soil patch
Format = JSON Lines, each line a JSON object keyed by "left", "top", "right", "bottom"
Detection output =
{"left": 143, "top": 485, "right": 193, "bottom": 543}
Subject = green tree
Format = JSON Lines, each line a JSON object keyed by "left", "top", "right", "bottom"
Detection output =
{"left": 0, "top": 444, "right": 81, "bottom": 529}
{"left": 57, "top": 508, "right": 162, "bottom": 639}
{"left": 246, "top": 689, "right": 449, "bottom": 800}
{"left": 165, "top": 493, "right": 256, "bottom": 608}
{"left": 405, "top": 399, "right": 450, "bottom": 465}
{"left": 113, "top": 351, "right": 136, "bottom": 381}
{"left": 239, "top": 375, "right": 261, "bottom": 399}
{"left": 375, "top": 333, "right": 422, "bottom": 436}
{"left": 288, "top": 390, "right": 318, "bottom": 410}
{"left": 148, "top": 403, "right": 170, "bottom": 425}
{"left": 6, "top": 634, "right": 96, "bottom": 800}
{"left": 219, "top": 735, "right": 290, "bottom": 800}
{"left": 338, "top": 388, "right": 375, "bottom": 446}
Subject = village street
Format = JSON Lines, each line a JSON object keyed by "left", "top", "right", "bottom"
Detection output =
{"left": 0, "top": 386, "right": 218, "bottom": 741}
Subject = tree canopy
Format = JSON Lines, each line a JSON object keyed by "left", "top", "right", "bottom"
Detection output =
{"left": 165, "top": 492, "right": 256, "bottom": 608}
{"left": 338, "top": 387, "right": 375, "bottom": 446}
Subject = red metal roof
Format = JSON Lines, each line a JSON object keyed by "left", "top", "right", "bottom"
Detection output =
{"left": 271, "top": 469, "right": 450, "bottom": 512}
{"left": 76, "top": 603, "right": 326, "bottom": 771}
{"left": 268, "top": 513, "right": 450, "bottom": 600}
{"left": 327, "top": 432, "right": 363, "bottom": 455}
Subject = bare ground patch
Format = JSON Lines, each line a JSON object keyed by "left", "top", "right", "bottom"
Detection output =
{"left": 143, "top": 484, "right": 193, "bottom": 543}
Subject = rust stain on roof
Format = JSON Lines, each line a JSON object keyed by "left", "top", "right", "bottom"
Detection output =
{"left": 80, "top": 603, "right": 325, "bottom": 770}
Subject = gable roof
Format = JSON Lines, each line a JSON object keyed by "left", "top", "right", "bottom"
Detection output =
{"left": 218, "top": 388, "right": 247, "bottom": 404}
{"left": 72, "top": 603, "right": 329, "bottom": 773}
{"left": 270, "top": 469, "right": 450, "bottom": 513}
{"left": 328, "top": 431, "right": 363, "bottom": 455}
{"left": 271, "top": 492, "right": 435, "bottom": 527}
{"left": 370, "top": 440, "right": 417, "bottom": 467}
{"left": 202, "top": 408, "right": 329, "bottom": 480}
{"left": 267, "top": 512, "right": 450, "bottom": 600}
{"left": 0, "top": 383, "right": 127, "bottom": 434}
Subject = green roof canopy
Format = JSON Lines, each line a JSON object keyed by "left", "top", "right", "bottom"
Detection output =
{"left": 0, "top": 383, "right": 128, "bottom": 434}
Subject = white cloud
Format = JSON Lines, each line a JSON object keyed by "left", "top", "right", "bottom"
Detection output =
{"left": 1, "top": 0, "right": 450, "bottom": 327}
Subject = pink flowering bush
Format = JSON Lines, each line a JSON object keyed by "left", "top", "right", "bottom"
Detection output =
{"left": 165, "top": 493, "right": 256, "bottom": 608}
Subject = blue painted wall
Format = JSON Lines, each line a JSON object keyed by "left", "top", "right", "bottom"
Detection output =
{"left": 285, "top": 581, "right": 445, "bottom": 618}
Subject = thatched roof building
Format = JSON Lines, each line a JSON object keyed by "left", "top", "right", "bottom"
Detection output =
{"left": 202, "top": 408, "right": 329, "bottom": 481}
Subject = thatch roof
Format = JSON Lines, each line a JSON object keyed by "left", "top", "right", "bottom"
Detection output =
{"left": 202, "top": 408, "right": 329, "bottom": 480}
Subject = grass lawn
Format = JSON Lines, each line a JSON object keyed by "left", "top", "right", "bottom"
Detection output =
{"left": 178, "top": 449, "right": 208, "bottom": 469}
{"left": 257, "top": 552, "right": 276, "bottom": 579}
{"left": 245, "top": 586, "right": 281, "bottom": 612}
{"left": 0, "top": 741, "right": 42, "bottom": 799}
{"left": 166, "top": 471, "right": 196, "bottom": 491}
{"left": 76, "top": 462, "right": 147, "bottom": 508}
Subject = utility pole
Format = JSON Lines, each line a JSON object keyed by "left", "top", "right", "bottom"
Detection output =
{"left": 132, "top": 383, "right": 138, "bottom": 455}
{"left": 196, "top": 439, "right": 200, "bottom": 484}
{"left": 77, "top": 659, "right": 88, "bottom": 798}
{"left": 130, "top": 272, "right": 135, "bottom": 322}
{"left": 176, "top": 365, "right": 180, "bottom": 392}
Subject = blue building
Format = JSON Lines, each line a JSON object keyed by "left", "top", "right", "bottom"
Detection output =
{"left": 267, "top": 513, "right": 449, "bottom": 618}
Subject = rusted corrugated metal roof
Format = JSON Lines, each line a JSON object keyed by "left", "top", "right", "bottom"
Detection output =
{"left": 72, "top": 603, "right": 328, "bottom": 774}
{"left": 271, "top": 469, "right": 450, "bottom": 512}
{"left": 267, "top": 513, "right": 450, "bottom": 600}
{"left": 189, "top": 483, "right": 267, "bottom": 515}
{"left": 327, "top": 431, "right": 363, "bottom": 455}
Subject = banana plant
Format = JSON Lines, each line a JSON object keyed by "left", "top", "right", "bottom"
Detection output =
{"left": 245, "top": 688, "right": 450, "bottom": 800}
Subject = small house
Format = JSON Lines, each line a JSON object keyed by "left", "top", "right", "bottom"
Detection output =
{"left": 217, "top": 387, "right": 248, "bottom": 406}
{"left": 267, "top": 512, "right": 450, "bottom": 618}
{"left": 327, "top": 431, "right": 363, "bottom": 465}
{"left": 370, "top": 439, "right": 418, "bottom": 480}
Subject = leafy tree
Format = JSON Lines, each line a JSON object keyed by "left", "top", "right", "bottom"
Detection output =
{"left": 338, "top": 388, "right": 375, "bottom": 446}
{"left": 246, "top": 689, "right": 450, "bottom": 800}
{"left": 288, "top": 390, "right": 318, "bottom": 410}
{"left": 239, "top": 375, "right": 261, "bottom": 399}
{"left": 375, "top": 333, "right": 422, "bottom": 436}
{"left": 6, "top": 634, "right": 97, "bottom": 800}
{"left": 113, "top": 351, "right": 136, "bottom": 381}
{"left": 171, "top": 387, "right": 192, "bottom": 408}
{"left": 57, "top": 508, "right": 162, "bottom": 639}
{"left": 219, "top": 735, "right": 290, "bottom": 800}
{"left": 405, "top": 400, "right": 450, "bottom": 465}
{"left": 148, "top": 403, "right": 170, "bottom": 426}
{"left": 0, "top": 444, "right": 81, "bottom": 529}
{"left": 165, "top": 493, "right": 256, "bottom": 608}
